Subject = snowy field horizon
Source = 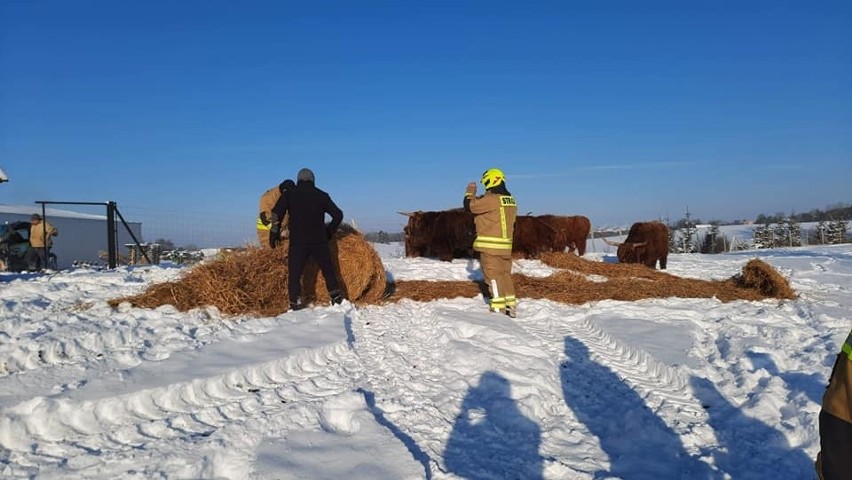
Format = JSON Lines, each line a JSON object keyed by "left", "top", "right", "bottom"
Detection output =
{"left": 1, "top": 240, "right": 850, "bottom": 479}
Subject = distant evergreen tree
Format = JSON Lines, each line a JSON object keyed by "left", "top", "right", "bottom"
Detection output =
{"left": 812, "top": 221, "right": 829, "bottom": 245}
{"left": 753, "top": 223, "right": 774, "bottom": 249}
{"left": 700, "top": 223, "right": 727, "bottom": 253}
{"left": 828, "top": 220, "right": 848, "bottom": 244}
{"left": 754, "top": 203, "right": 851, "bottom": 224}
{"left": 778, "top": 218, "right": 802, "bottom": 247}
{"left": 667, "top": 223, "right": 680, "bottom": 253}
{"left": 679, "top": 209, "right": 697, "bottom": 253}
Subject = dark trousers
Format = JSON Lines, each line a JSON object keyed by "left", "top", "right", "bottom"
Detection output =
{"left": 288, "top": 242, "right": 339, "bottom": 302}
{"left": 26, "top": 247, "right": 49, "bottom": 271}
{"left": 818, "top": 410, "right": 852, "bottom": 480}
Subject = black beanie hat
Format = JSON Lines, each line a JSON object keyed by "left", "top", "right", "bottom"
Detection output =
{"left": 297, "top": 168, "right": 315, "bottom": 182}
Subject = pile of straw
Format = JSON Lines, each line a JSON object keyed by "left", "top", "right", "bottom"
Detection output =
{"left": 388, "top": 253, "right": 795, "bottom": 305}
{"left": 111, "top": 225, "right": 386, "bottom": 316}
{"left": 114, "top": 245, "right": 795, "bottom": 317}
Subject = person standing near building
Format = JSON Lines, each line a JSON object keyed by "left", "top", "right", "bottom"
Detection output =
{"left": 26, "top": 213, "right": 58, "bottom": 271}
{"left": 257, "top": 179, "right": 296, "bottom": 248}
{"left": 271, "top": 168, "right": 344, "bottom": 310}
{"left": 464, "top": 168, "right": 518, "bottom": 318}
{"left": 816, "top": 328, "right": 852, "bottom": 480}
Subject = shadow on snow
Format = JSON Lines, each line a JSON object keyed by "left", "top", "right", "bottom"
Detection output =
{"left": 561, "top": 336, "right": 718, "bottom": 480}
{"left": 690, "top": 376, "right": 815, "bottom": 479}
{"left": 745, "top": 350, "right": 828, "bottom": 405}
{"left": 444, "top": 371, "right": 544, "bottom": 480}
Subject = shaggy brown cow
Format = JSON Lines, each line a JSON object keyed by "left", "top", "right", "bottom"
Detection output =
{"left": 513, "top": 215, "right": 561, "bottom": 259}
{"left": 402, "top": 209, "right": 475, "bottom": 261}
{"left": 537, "top": 215, "right": 591, "bottom": 256}
{"left": 603, "top": 221, "right": 669, "bottom": 269}
{"left": 402, "top": 210, "right": 576, "bottom": 261}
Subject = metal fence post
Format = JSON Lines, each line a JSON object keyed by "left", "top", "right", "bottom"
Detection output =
{"left": 107, "top": 201, "right": 117, "bottom": 268}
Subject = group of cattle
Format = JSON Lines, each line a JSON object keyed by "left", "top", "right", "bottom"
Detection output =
{"left": 401, "top": 209, "right": 670, "bottom": 269}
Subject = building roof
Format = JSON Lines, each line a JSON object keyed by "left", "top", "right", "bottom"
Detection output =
{"left": 0, "top": 204, "right": 114, "bottom": 221}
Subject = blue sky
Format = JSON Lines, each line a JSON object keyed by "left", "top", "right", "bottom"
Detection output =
{"left": 1, "top": 0, "right": 850, "bottom": 245}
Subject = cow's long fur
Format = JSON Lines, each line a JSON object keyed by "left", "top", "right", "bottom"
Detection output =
{"left": 403, "top": 210, "right": 588, "bottom": 261}
{"left": 617, "top": 221, "right": 669, "bottom": 269}
{"left": 536, "top": 215, "right": 591, "bottom": 256}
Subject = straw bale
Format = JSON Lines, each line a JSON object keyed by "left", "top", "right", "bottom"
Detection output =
{"left": 111, "top": 225, "right": 386, "bottom": 315}
{"left": 302, "top": 225, "right": 387, "bottom": 304}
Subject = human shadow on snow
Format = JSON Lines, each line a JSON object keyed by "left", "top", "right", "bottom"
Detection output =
{"left": 745, "top": 350, "right": 827, "bottom": 405}
{"left": 690, "top": 376, "right": 815, "bottom": 479}
{"left": 358, "top": 387, "right": 433, "bottom": 479}
{"left": 444, "top": 371, "right": 543, "bottom": 480}
{"left": 561, "top": 336, "right": 719, "bottom": 480}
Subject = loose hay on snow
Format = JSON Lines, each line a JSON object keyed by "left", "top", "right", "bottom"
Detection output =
{"left": 385, "top": 254, "right": 795, "bottom": 305}
{"left": 733, "top": 259, "right": 796, "bottom": 298}
{"left": 115, "top": 244, "right": 794, "bottom": 316}
{"left": 111, "top": 225, "right": 387, "bottom": 315}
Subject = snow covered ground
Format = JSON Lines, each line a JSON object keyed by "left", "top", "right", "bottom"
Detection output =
{"left": 1, "top": 241, "right": 850, "bottom": 479}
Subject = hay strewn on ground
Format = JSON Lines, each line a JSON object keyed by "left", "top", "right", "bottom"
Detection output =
{"left": 114, "top": 245, "right": 795, "bottom": 316}
{"left": 110, "top": 225, "right": 386, "bottom": 316}
{"left": 388, "top": 253, "right": 795, "bottom": 305}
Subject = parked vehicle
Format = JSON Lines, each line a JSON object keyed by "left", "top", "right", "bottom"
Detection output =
{"left": 0, "top": 221, "right": 57, "bottom": 272}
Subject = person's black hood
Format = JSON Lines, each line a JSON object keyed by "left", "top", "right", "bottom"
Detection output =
{"left": 279, "top": 179, "right": 296, "bottom": 193}
{"left": 487, "top": 183, "right": 511, "bottom": 196}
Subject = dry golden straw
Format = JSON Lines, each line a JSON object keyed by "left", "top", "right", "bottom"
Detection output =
{"left": 114, "top": 245, "right": 794, "bottom": 316}
{"left": 388, "top": 253, "right": 795, "bottom": 305}
{"left": 111, "top": 225, "right": 387, "bottom": 316}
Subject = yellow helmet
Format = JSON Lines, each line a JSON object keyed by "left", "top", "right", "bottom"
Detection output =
{"left": 480, "top": 168, "right": 505, "bottom": 189}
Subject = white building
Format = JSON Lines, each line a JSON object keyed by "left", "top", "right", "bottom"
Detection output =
{"left": 0, "top": 204, "right": 143, "bottom": 269}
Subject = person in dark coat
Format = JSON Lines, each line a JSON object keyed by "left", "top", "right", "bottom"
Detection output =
{"left": 271, "top": 168, "right": 344, "bottom": 310}
{"left": 816, "top": 328, "right": 852, "bottom": 480}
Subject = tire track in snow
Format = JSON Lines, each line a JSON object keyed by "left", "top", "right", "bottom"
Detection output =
{"left": 352, "top": 297, "right": 720, "bottom": 478}
{"left": 0, "top": 335, "right": 362, "bottom": 478}
{"left": 352, "top": 299, "right": 603, "bottom": 479}
{"left": 515, "top": 300, "right": 718, "bottom": 470}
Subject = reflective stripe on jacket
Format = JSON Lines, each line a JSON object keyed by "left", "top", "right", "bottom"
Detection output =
{"left": 467, "top": 193, "right": 516, "bottom": 254}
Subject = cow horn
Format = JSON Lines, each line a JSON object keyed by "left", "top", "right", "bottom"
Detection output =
{"left": 631, "top": 241, "right": 647, "bottom": 248}
{"left": 601, "top": 237, "right": 622, "bottom": 246}
{"left": 397, "top": 211, "right": 414, "bottom": 217}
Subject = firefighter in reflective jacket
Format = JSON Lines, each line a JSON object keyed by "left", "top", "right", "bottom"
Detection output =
{"left": 816, "top": 328, "right": 852, "bottom": 480}
{"left": 257, "top": 179, "right": 295, "bottom": 248}
{"left": 464, "top": 168, "right": 518, "bottom": 318}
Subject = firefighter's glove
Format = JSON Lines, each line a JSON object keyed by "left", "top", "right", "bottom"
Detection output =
{"left": 465, "top": 182, "right": 477, "bottom": 197}
{"left": 259, "top": 212, "right": 271, "bottom": 227}
{"left": 269, "top": 223, "right": 281, "bottom": 248}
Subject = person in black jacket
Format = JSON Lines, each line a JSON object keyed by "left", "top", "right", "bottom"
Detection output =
{"left": 271, "top": 168, "right": 345, "bottom": 310}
